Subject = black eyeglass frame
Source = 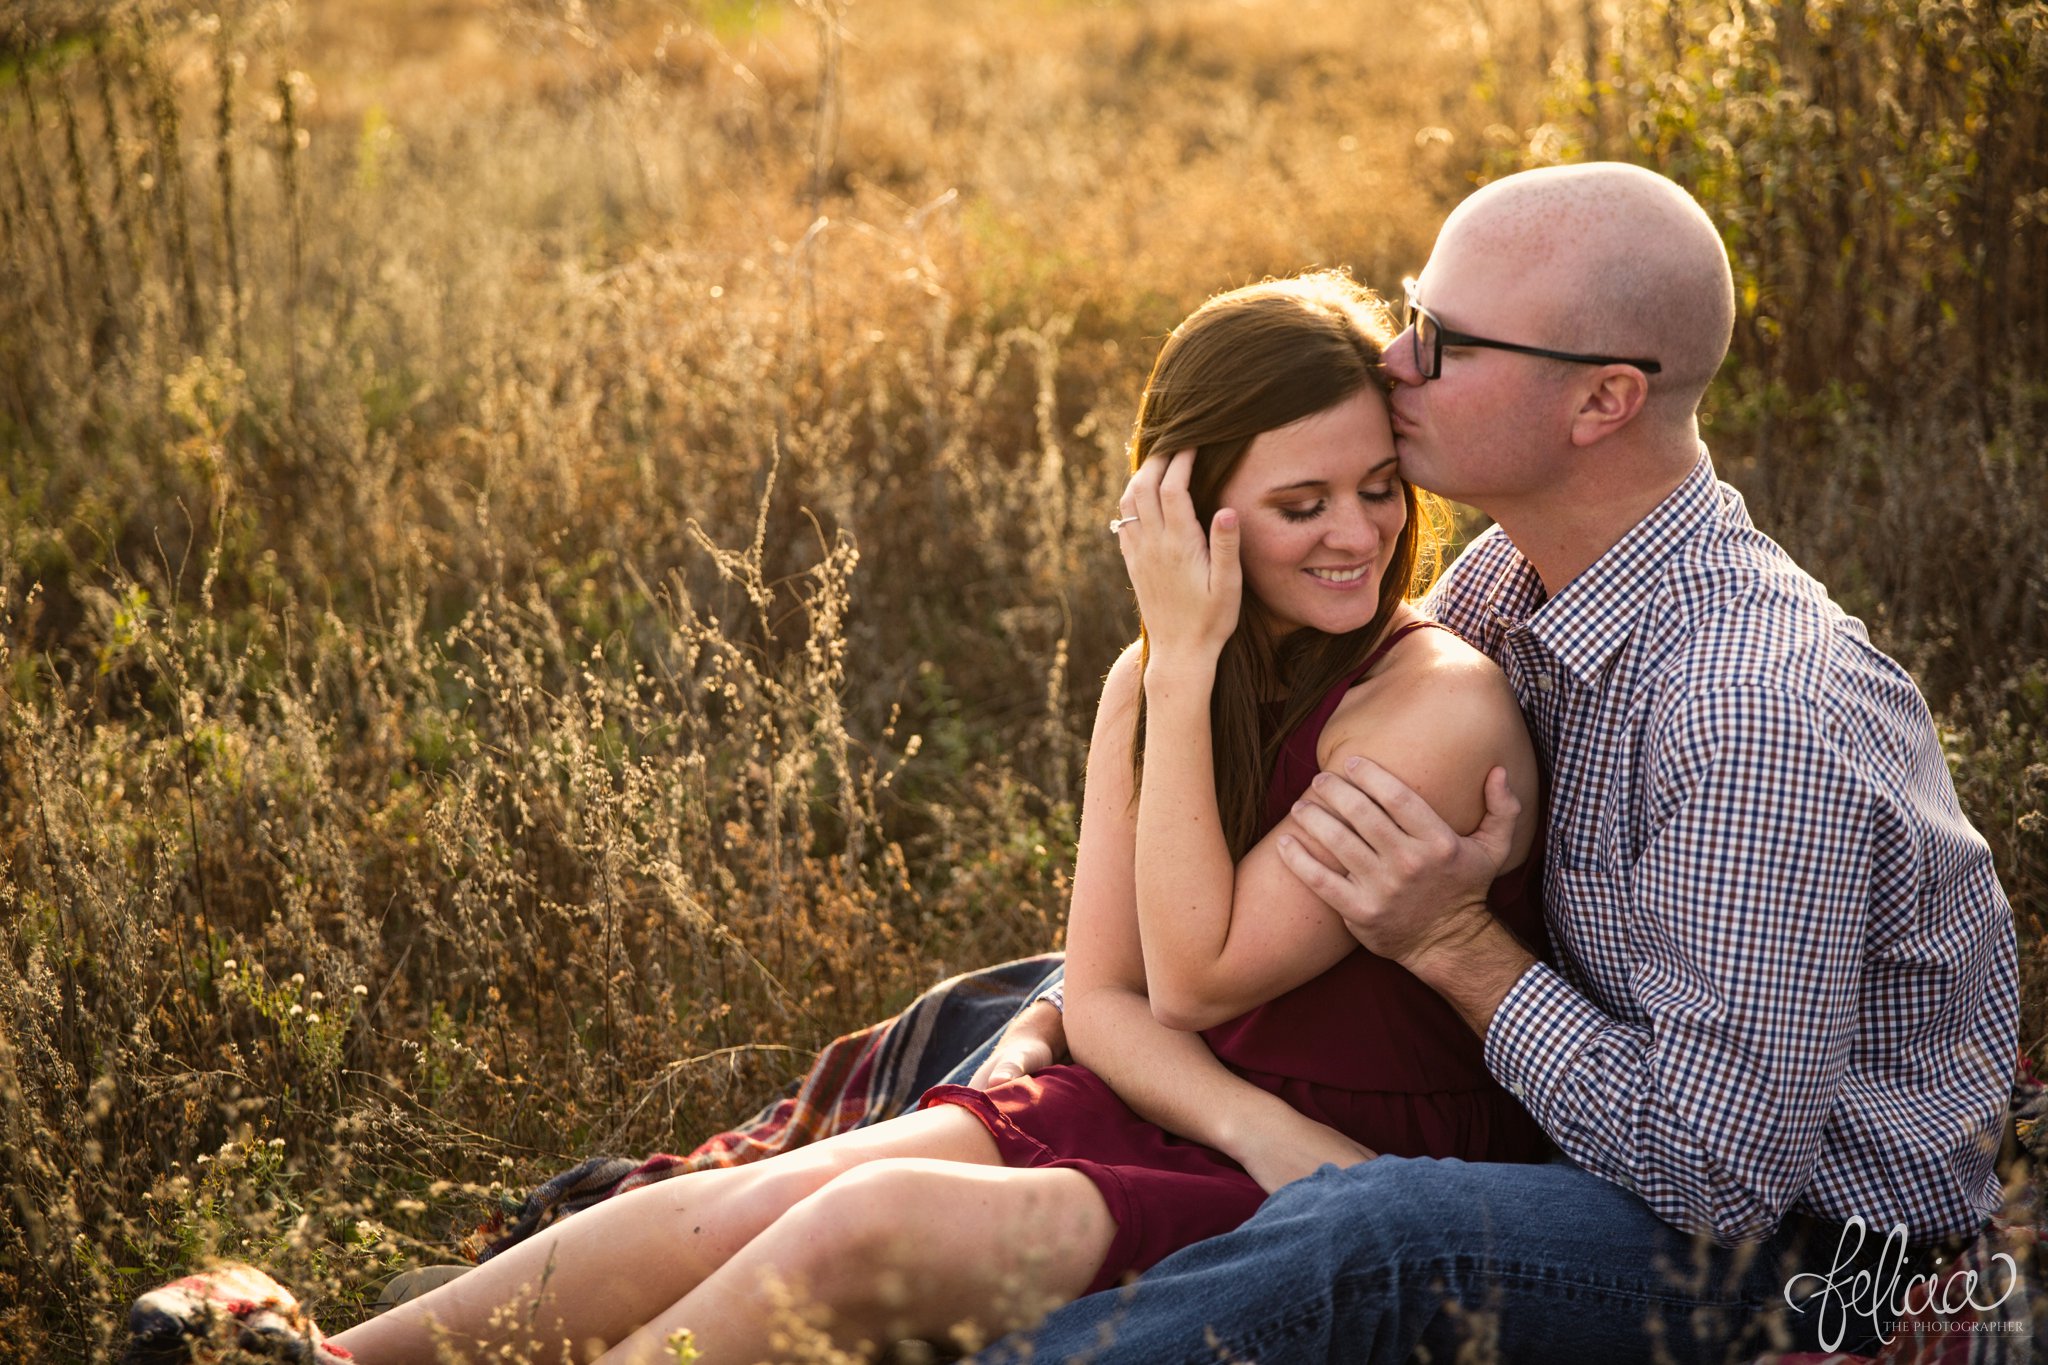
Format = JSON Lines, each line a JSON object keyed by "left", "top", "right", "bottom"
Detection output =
{"left": 1400, "top": 280, "right": 1662, "bottom": 380}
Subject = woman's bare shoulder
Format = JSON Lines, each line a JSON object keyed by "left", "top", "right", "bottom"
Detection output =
{"left": 1336, "top": 621, "right": 1518, "bottom": 726}
{"left": 1318, "top": 620, "right": 1537, "bottom": 846}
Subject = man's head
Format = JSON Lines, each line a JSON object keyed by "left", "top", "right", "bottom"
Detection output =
{"left": 1386, "top": 163, "right": 1734, "bottom": 524}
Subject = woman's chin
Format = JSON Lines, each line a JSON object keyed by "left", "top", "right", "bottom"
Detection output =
{"left": 1265, "top": 604, "right": 1382, "bottom": 641}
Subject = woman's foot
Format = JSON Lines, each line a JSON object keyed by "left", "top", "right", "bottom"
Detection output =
{"left": 123, "top": 1262, "right": 352, "bottom": 1363}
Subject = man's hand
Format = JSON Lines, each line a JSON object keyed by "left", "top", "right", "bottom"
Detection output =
{"left": 1278, "top": 758, "right": 1536, "bottom": 1036}
{"left": 967, "top": 998, "right": 1068, "bottom": 1090}
{"left": 1280, "top": 758, "right": 1517, "bottom": 966}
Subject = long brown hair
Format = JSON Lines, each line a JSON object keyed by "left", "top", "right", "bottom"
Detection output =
{"left": 1128, "top": 271, "right": 1449, "bottom": 858}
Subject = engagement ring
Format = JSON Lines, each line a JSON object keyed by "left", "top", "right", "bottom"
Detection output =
{"left": 1108, "top": 516, "right": 1138, "bottom": 534}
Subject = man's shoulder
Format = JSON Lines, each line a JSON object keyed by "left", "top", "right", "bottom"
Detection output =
{"left": 1644, "top": 519, "right": 1927, "bottom": 754}
{"left": 1663, "top": 519, "right": 1846, "bottom": 660}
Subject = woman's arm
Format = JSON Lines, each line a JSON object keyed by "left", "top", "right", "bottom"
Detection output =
{"left": 1137, "top": 633, "right": 1541, "bottom": 1031}
{"left": 1064, "top": 645, "right": 1372, "bottom": 1190}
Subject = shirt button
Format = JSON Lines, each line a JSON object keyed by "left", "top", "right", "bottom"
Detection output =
{"left": 1534, "top": 673, "right": 1554, "bottom": 692}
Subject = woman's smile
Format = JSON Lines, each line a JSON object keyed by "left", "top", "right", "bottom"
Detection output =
{"left": 1305, "top": 563, "right": 1376, "bottom": 586}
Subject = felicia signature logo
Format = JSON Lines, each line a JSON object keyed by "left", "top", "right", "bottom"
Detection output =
{"left": 1782, "top": 1216, "right": 2018, "bottom": 1351}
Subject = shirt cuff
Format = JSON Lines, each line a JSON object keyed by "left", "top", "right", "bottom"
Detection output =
{"left": 1482, "top": 962, "right": 1606, "bottom": 1112}
{"left": 1034, "top": 982, "right": 1065, "bottom": 1013}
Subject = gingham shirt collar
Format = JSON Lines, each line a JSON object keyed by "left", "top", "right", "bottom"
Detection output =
{"left": 1515, "top": 450, "right": 1721, "bottom": 687}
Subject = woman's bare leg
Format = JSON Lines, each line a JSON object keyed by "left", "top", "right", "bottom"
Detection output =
{"left": 329, "top": 1106, "right": 1003, "bottom": 1364}
{"left": 599, "top": 1160, "right": 1116, "bottom": 1365}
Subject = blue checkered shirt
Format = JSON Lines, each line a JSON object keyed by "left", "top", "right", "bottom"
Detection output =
{"left": 1431, "top": 453, "right": 2017, "bottom": 1245}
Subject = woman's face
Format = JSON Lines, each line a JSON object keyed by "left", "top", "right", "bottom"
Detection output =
{"left": 1214, "top": 385, "right": 1406, "bottom": 641}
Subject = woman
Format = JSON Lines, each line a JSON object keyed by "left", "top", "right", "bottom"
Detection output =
{"left": 132, "top": 272, "right": 1546, "bottom": 1365}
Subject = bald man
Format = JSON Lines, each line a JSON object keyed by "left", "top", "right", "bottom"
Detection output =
{"left": 979, "top": 165, "right": 2018, "bottom": 1362}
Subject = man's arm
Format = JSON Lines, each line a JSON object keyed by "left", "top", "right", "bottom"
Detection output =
{"left": 1282, "top": 758, "right": 1534, "bottom": 1036}
{"left": 1287, "top": 686, "right": 1875, "bottom": 1244}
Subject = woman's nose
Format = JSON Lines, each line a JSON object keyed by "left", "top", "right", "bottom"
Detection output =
{"left": 1324, "top": 498, "right": 1380, "bottom": 552}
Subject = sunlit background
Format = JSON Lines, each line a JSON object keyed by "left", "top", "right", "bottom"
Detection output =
{"left": 2, "top": 0, "right": 2043, "bottom": 1354}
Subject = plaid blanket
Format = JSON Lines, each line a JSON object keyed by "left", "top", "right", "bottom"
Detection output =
{"left": 477, "top": 954, "right": 1065, "bottom": 1260}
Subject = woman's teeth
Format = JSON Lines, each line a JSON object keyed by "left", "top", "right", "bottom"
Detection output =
{"left": 1307, "top": 566, "right": 1369, "bottom": 583}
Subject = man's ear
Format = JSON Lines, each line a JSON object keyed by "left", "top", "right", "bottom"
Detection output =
{"left": 1569, "top": 367, "right": 1651, "bottom": 447}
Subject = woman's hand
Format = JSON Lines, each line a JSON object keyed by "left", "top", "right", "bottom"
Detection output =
{"left": 1116, "top": 449, "right": 1241, "bottom": 671}
{"left": 1226, "top": 1097, "right": 1378, "bottom": 1195}
{"left": 967, "top": 998, "right": 1068, "bottom": 1090}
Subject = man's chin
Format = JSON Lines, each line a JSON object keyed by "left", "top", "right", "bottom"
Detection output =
{"left": 1392, "top": 438, "right": 1447, "bottom": 495}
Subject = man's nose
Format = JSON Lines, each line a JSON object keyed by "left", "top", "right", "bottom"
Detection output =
{"left": 1382, "top": 328, "right": 1425, "bottom": 387}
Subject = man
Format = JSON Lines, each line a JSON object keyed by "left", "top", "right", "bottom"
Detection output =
{"left": 977, "top": 162, "right": 2018, "bottom": 1361}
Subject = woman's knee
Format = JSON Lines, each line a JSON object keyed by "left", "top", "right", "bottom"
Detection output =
{"left": 751, "top": 1162, "right": 962, "bottom": 1333}
{"left": 784, "top": 1161, "right": 939, "bottom": 1265}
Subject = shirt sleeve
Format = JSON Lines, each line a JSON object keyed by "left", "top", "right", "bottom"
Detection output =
{"left": 1483, "top": 684, "right": 1873, "bottom": 1244}
{"left": 1034, "top": 978, "right": 1065, "bottom": 1013}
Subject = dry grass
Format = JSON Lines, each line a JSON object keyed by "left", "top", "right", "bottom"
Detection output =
{"left": 0, "top": 0, "right": 2042, "bottom": 1359}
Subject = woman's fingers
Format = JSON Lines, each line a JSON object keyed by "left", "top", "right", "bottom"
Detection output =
{"left": 1117, "top": 448, "right": 1241, "bottom": 659}
{"left": 1119, "top": 448, "right": 1187, "bottom": 532}
{"left": 1158, "top": 449, "right": 1202, "bottom": 529}
{"left": 1118, "top": 449, "right": 1211, "bottom": 549}
{"left": 969, "top": 997, "right": 1067, "bottom": 1089}
{"left": 1207, "top": 506, "right": 1241, "bottom": 592}
{"left": 1132, "top": 449, "right": 1170, "bottom": 524}
{"left": 1117, "top": 459, "right": 1152, "bottom": 524}
{"left": 1159, "top": 447, "right": 1194, "bottom": 489}
{"left": 1158, "top": 446, "right": 1194, "bottom": 496}
{"left": 1117, "top": 479, "right": 1141, "bottom": 523}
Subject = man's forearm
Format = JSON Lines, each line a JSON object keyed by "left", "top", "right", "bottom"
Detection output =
{"left": 1402, "top": 912, "right": 1538, "bottom": 1040}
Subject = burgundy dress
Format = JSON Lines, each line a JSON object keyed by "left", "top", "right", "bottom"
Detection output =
{"left": 920, "top": 622, "right": 1551, "bottom": 1294}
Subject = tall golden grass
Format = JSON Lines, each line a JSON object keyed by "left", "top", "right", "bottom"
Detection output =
{"left": 1, "top": 0, "right": 2042, "bottom": 1358}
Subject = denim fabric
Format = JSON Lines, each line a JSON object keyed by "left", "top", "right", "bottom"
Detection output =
{"left": 976, "top": 1155, "right": 1907, "bottom": 1364}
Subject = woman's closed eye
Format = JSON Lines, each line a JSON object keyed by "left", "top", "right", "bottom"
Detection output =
{"left": 1277, "top": 487, "right": 1397, "bottom": 522}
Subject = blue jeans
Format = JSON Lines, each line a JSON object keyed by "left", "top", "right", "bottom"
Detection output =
{"left": 975, "top": 1155, "right": 1904, "bottom": 1363}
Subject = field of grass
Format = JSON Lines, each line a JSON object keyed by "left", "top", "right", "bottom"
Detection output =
{"left": 2, "top": 0, "right": 2044, "bottom": 1358}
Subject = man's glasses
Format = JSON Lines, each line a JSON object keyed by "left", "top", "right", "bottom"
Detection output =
{"left": 1401, "top": 278, "right": 1662, "bottom": 381}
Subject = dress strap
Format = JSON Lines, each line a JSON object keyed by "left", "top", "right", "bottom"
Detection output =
{"left": 1345, "top": 618, "right": 1452, "bottom": 685}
